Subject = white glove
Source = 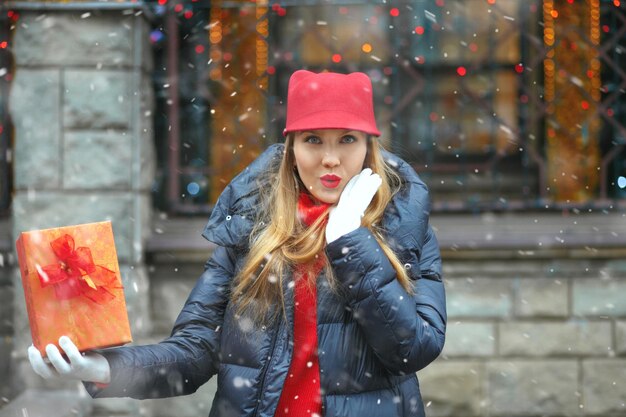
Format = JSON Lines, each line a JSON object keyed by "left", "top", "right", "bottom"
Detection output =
{"left": 27, "top": 336, "right": 111, "bottom": 384}
{"left": 326, "top": 168, "right": 382, "bottom": 244}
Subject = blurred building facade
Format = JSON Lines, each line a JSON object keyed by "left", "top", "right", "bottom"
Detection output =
{"left": 0, "top": 0, "right": 625, "bottom": 416}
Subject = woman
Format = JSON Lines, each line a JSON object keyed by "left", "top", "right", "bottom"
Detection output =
{"left": 28, "top": 70, "right": 446, "bottom": 417}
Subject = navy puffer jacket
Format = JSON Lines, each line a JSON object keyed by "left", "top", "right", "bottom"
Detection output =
{"left": 87, "top": 143, "right": 446, "bottom": 417}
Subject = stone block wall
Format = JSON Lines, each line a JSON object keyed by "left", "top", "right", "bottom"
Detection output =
{"left": 0, "top": 244, "right": 13, "bottom": 403}
{"left": 7, "top": 5, "right": 155, "bottom": 407}
{"left": 10, "top": 11, "right": 155, "bottom": 264}
{"left": 418, "top": 258, "right": 626, "bottom": 417}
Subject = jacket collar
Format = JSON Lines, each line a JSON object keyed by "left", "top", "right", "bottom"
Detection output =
{"left": 201, "top": 143, "right": 430, "bottom": 253}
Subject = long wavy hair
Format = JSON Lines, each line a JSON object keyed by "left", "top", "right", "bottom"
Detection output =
{"left": 231, "top": 135, "right": 413, "bottom": 323}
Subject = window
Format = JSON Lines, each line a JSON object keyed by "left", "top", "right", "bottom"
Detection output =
{"left": 2, "top": 2, "right": 623, "bottom": 215}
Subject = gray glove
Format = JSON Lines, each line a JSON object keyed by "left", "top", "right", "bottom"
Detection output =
{"left": 326, "top": 168, "right": 382, "bottom": 244}
{"left": 27, "top": 336, "right": 111, "bottom": 384}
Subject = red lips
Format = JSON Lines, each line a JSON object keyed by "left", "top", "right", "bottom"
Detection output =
{"left": 320, "top": 174, "right": 341, "bottom": 189}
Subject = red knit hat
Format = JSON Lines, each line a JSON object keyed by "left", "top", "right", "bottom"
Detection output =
{"left": 283, "top": 70, "right": 381, "bottom": 137}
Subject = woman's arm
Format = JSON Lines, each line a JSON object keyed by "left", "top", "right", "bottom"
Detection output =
{"left": 326, "top": 224, "right": 446, "bottom": 375}
{"left": 85, "top": 245, "right": 236, "bottom": 399}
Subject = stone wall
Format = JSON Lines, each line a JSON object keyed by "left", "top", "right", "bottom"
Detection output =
{"left": 7, "top": 5, "right": 155, "bottom": 412}
{"left": 0, "top": 242, "right": 13, "bottom": 404}
{"left": 418, "top": 258, "right": 626, "bottom": 417}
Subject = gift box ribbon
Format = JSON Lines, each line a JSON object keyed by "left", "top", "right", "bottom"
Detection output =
{"left": 35, "top": 234, "right": 121, "bottom": 304}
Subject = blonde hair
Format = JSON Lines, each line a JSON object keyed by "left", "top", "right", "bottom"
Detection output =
{"left": 231, "top": 135, "right": 413, "bottom": 322}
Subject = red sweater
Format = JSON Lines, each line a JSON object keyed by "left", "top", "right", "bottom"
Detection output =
{"left": 274, "top": 192, "right": 330, "bottom": 417}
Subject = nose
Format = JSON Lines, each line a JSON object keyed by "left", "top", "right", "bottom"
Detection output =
{"left": 322, "top": 151, "right": 340, "bottom": 168}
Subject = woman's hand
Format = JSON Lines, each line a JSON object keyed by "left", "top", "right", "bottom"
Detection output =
{"left": 28, "top": 336, "right": 111, "bottom": 384}
{"left": 326, "top": 168, "right": 382, "bottom": 244}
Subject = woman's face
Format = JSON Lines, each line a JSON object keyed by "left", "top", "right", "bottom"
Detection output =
{"left": 292, "top": 129, "right": 368, "bottom": 204}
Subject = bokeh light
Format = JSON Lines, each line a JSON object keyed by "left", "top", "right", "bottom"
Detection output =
{"left": 187, "top": 182, "right": 201, "bottom": 196}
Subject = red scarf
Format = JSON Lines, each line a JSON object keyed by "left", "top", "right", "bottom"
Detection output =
{"left": 275, "top": 192, "right": 330, "bottom": 417}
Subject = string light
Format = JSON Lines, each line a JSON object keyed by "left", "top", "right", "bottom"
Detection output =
{"left": 543, "top": 0, "right": 555, "bottom": 103}
{"left": 543, "top": 0, "right": 601, "bottom": 202}
{"left": 209, "top": 0, "right": 223, "bottom": 81}
{"left": 590, "top": 0, "right": 601, "bottom": 101}
{"left": 256, "top": 0, "right": 269, "bottom": 84}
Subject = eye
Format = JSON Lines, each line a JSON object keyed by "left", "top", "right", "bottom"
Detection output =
{"left": 341, "top": 135, "right": 357, "bottom": 144}
{"left": 304, "top": 135, "right": 321, "bottom": 144}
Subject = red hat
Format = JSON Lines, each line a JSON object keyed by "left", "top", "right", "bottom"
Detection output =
{"left": 283, "top": 70, "right": 381, "bottom": 137}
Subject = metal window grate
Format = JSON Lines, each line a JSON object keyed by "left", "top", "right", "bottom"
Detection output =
{"left": 2, "top": 0, "right": 625, "bottom": 215}
{"left": 151, "top": 0, "right": 626, "bottom": 213}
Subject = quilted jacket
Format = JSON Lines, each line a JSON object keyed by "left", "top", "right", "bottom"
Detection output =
{"left": 87, "top": 143, "right": 447, "bottom": 417}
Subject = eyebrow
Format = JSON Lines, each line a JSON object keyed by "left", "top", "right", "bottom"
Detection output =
{"left": 298, "top": 130, "right": 354, "bottom": 135}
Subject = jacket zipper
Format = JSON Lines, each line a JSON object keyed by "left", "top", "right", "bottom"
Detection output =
{"left": 251, "top": 320, "right": 282, "bottom": 417}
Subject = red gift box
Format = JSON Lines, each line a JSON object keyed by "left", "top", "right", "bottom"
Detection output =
{"left": 16, "top": 221, "right": 132, "bottom": 356}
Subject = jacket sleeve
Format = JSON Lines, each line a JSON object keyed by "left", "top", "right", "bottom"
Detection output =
{"left": 84, "top": 245, "right": 235, "bottom": 399}
{"left": 325, "top": 225, "right": 446, "bottom": 375}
